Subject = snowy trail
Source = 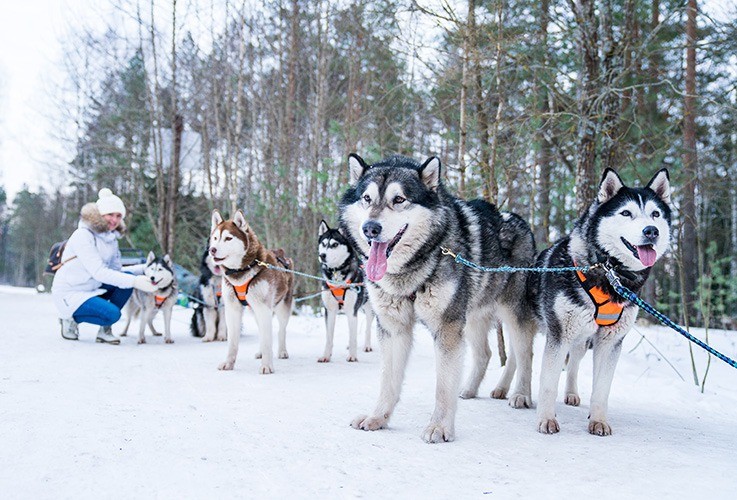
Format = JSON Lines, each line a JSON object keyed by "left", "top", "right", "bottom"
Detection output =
{"left": 1, "top": 286, "right": 735, "bottom": 498}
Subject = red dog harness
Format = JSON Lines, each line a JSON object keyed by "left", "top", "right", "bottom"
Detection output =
{"left": 575, "top": 267, "right": 624, "bottom": 326}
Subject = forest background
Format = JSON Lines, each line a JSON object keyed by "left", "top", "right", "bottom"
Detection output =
{"left": 1, "top": 0, "right": 735, "bottom": 331}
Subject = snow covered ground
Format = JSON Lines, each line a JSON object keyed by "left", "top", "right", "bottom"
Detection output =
{"left": 1, "top": 284, "right": 735, "bottom": 499}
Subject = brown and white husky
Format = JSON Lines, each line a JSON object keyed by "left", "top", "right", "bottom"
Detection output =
{"left": 209, "top": 210, "right": 294, "bottom": 374}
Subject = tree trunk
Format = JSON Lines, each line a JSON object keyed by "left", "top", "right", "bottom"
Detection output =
{"left": 536, "top": 0, "right": 552, "bottom": 247}
{"left": 457, "top": 0, "right": 474, "bottom": 197}
{"left": 571, "top": 0, "right": 600, "bottom": 213}
{"left": 682, "top": 0, "right": 699, "bottom": 323}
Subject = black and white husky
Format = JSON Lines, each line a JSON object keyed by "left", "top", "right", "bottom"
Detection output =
{"left": 190, "top": 248, "right": 227, "bottom": 342}
{"left": 121, "top": 251, "right": 178, "bottom": 344}
{"left": 339, "top": 154, "right": 537, "bottom": 443}
{"left": 318, "top": 220, "right": 374, "bottom": 362}
{"left": 502, "top": 168, "right": 672, "bottom": 436}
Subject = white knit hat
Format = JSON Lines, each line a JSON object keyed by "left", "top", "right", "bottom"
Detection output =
{"left": 96, "top": 188, "right": 126, "bottom": 218}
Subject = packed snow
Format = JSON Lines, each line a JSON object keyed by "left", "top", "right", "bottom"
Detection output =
{"left": 1, "top": 284, "right": 735, "bottom": 498}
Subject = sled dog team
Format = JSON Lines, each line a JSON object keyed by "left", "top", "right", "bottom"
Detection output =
{"left": 72, "top": 154, "right": 676, "bottom": 442}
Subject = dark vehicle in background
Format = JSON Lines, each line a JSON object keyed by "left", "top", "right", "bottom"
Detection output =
{"left": 120, "top": 248, "right": 198, "bottom": 297}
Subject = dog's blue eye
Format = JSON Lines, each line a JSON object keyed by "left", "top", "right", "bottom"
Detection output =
{"left": 394, "top": 196, "right": 406, "bottom": 204}
{"left": 620, "top": 210, "right": 632, "bottom": 217}
{"left": 652, "top": 210, "right": 660, "bottom": 218}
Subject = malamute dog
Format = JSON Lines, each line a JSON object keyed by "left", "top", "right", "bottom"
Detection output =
{"left": 503, "top": 168, "right": 671, "bottom": 436}
{"left": 190, "top": 247, "right": 227, "bottom": 342}
{"left": 339, "top": 154, "right": 537, "bottom": 443}
{"left": 318, "top": 220, "right": 374, "bottom": 362}
{"left": 121, "top": 251, "right": 178, "bottom": 344}
{"left": 210, "top": 209, "right": 294, "bottom": 374}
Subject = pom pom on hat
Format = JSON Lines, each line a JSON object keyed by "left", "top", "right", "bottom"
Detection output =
{"left": 96, "top": 188, "right": 126, "bottom": 218}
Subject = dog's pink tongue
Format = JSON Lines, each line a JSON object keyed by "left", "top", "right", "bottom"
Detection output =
{"left": 637, "top": 245, "right": 657, "bottom": 267}
{"left": 366, "top": 241, "right": 389, "bottom": 281}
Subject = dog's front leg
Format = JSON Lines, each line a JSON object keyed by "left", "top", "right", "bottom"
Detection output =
{"left": 564, "top": 339, "right": 589, "bottom": 406}
{"left": 138, "top": 308, "right": 153, "bottom": 344}
{"left": 202, "top": 307, "right": 217, "bottom": 342}
{"left": 536, "top": 335, "right": 569, "bottom": 434}
{"left": 218, "top": 297, "right": 243, "bottom": 370}
{"left": 250, "top": 301, "right": 275, "bottom": 374}
{"left": 351, "top": 313, "right": 414, "bottom": 432}
{"left": 216, "top": 307, "right": 227, "bottom": 341}
{"left": 162, "top": 304, "right": 174, "bottom": 344}
{"left": 319, "top": 299, "right": 337, "bottom": 363}
{"left": 588, "top": 332, "right": 625, "bottom": 436}
{"left": 422, "top": 325, "right": 464, "bottom": 443}
{"left": 362, "top": 303, "right": 374, "bottom": 352}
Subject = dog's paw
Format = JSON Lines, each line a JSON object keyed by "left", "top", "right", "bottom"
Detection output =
{"left": 255, "top": 352, "right": 262, "bottom": 359}
{"left": 259, "top": 365, "right": 274, "bottom": 375}
{"left": 459, "top": 388, "right": 477, "bottom": 399}
{"left": 490, "top": 387, "right": 508, "bottom": 400}
{"left": 346, "top": 355, "right": 358, "bottom": 362}
{"left": 508, "top": 394, "right": 531, "bottom": 409}
{"left": 218, "top": 360, "right": 234, "bottom": 371}
{"left": 202, "top": 336, "right": 214, "bottom": 343}
{"left": 351, "top": 414, "right": 386, "bottom": 431}
{"left": 363, "top": 346, "right": 373, "bottom": 352}
{"left": 278, "top": 351, "right": 289, "bottom": 360}
{"left": 137, "top": 338, "right": 146, "bottom": 345}
{"left": 564, "top": 393, "right": 580, "bottom": 406}
{"left": 538, "top": 418, "right": 560, "bottom": 434}
{"left": 120, "top": 332, "right": 127, "bottom": 337}
{"left": 217, "top": 336, "right": 227, "bottom": 342}
{"left": 317, "top": 356, "right": 331, "bottom": 363}
{"left": 588, "top": 420, "right": 612, "bottom": 436}
{"left": 422, "top": 423, "right": 455, "bottom": 444}
{"left": 165, "top": 338, "right": 174, "bottom": 344}
{"left": 152, "top": 330, "right": 162, "bottom": 336}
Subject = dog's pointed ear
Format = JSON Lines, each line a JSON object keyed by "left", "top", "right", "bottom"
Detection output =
{"left": 419, "top": 156, "right": 441, "bottom": 192}
{"left": 163, "top": 254, "right": 173, "bottom": 267}
{"left": 146, "top": 251, "right": 156, "bottom": 264}
{"left": 211, "top": 210, "right": 223, "bottom": 232}
{"left": 349, "top": 154, "right": 369, "bottom": 185}
{"left": 233, "top": 209, "right": 249, "bottom": 231}
{"left": 319, "top": 220, "right": 329, "bottom": 237}
{"left": 598, "top": 169, "right": 624, "bottom": 203}
{"left": 647, "top": 169, "right": 671, "bottom": 205}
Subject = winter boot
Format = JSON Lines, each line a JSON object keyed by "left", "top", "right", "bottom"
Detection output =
{"left": 96, "top": 325, "right": 121, "bottom": 345}
{"left": 60, "top": 318, "right": 79, "bottom": 341}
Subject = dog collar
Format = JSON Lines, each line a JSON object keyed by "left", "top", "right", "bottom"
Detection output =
{"left": 574, "top": 260, "right": 624, "bottom": 327}
{"left": 224, "top": 259, "right": 260, "bottom": 276}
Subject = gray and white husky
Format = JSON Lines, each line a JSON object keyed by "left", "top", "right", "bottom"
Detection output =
{"left": 121, "top": 251, "right": 178, "bottom": 344}
{"left": 501, "top": 168, "right": 672, "bottom": 436}
{"left": 318, "top": 220, "right": 374, "bottom": 362}
{"left": 339, "top": 154, "right": 537, "bottom": 443}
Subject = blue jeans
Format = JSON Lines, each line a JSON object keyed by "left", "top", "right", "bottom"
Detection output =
{"left": 73, "top": 283, "right": 133, "bottom": 327}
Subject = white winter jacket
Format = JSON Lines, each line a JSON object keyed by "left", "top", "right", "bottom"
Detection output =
{"left": 52, "top": 203, "right": 143, "bottom": 318}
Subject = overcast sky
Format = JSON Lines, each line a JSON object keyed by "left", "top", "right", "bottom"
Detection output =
{"left": 0, "top": 1, "right": 734, "bottom": 202}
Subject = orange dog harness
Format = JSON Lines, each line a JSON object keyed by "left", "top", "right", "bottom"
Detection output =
{"left": 154, "top": 295, "right": 167, "bottom": 308}
{"left": 232, "top": 278, "right": 252, "bottom": 307}
{"left": 575, "top": 267, "right": 624, "bottom": 326}
{"left": 327, "top": 279, "right": 351, "bottom": 307}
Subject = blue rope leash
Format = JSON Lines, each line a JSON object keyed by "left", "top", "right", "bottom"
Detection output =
{"left": 601, "top": 266, "right": 737, "bottom": 370}
{"left": 441, "top": 247, "right": 598, "bottom": 273}
{"left": 255, "top": 260, "right": 363, "bottom": 289}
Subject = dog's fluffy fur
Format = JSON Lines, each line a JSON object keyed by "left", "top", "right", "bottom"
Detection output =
{"left": 339, "top": 154, "right": 537, "bottom": 443}
{"left": 318, "top": 220, "right": 374, "bottom": 362}
{"left": 121, "top": 251, "right": 178, "bottom": 344}
{"left": 209, "top": 210, "right": 294, "bottom": 374}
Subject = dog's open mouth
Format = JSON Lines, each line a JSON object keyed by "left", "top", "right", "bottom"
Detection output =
{"left": 366, "top": 224, "right": 408, "bottom": 282}
{"left": 212, "top": 264, "right": 222, "bottom": 275}
{"left": 621, "top": 237, "right": 657, "bottom": 267}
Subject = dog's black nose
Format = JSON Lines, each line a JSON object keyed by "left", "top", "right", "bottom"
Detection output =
{"left": 209, "top": 247, "right": 217, "bottom": 256}
{"left": 319, "top": 253, "right": 326, "bottom": 262}
{"left": 643, "top": 225, "right": 659, "bottom": 240}
{"left": 362, "top": 221, "right": 382, "bottom": 240}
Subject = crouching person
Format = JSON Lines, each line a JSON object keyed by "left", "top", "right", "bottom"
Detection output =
{"left": 51, "top": 188, "right": 158, "bottom": 344}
